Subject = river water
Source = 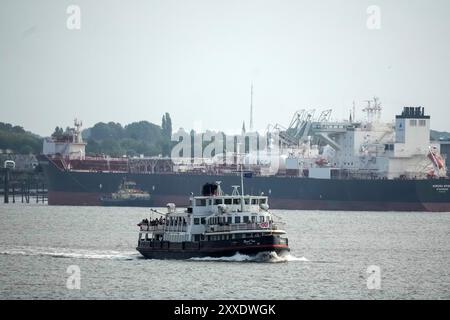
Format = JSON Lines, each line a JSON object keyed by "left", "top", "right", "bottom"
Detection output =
{"left": 0, "top": 203, "right": 449, "bottom": 299}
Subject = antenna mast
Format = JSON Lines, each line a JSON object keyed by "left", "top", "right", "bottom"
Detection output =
{"left": 352, "top": 101, "right": 356, "bottom": 122}
{"left": 250, "top": 83, "right": 254, "bottom": 132}
{"left": 237, "top": 143, "right": 245, "bottom": 211}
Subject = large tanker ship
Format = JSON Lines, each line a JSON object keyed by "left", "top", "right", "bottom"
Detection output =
{"left": 39, "top": 103, "right": 450, "bottom": 212}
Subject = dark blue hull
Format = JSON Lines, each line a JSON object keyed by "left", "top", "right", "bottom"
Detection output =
{"left": 101, "top": 198, "right": 153, "bottom": 207}
{"left": 39, "top": 156, "right": 450, "bottom": 211}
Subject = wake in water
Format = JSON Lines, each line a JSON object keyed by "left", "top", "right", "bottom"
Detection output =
{"left": 0, "top": 246, "right": 139, "bottom": 261}
{"left": 0, "top": 246, "right": 308, "bottom": 263}
{"left": 189, "top": 251, "right": 309, "bottom": 263}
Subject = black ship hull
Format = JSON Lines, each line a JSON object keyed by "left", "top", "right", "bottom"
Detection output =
{"left": 39, "top": 156, "right": 450, "bottom": 212}
{"left": 100, "top": 198, "right": 153, "bottom": 207}
{"left": 136, "top": 236, "right": 290, "bottom": 260}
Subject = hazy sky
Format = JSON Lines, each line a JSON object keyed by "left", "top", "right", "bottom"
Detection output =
{"left": 1, "top": 0, "right": 450, "bottom": 136}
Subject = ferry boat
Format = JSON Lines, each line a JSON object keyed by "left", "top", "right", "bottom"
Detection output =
{"left": 136, "top": 182, "right": 290, "bottom": 259}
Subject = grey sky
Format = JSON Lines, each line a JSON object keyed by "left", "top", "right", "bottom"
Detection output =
{"left": 1, "top": 0, "right": 450, "bottom": 136}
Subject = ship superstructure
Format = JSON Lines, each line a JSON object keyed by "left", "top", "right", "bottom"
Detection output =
{"left": 269, "top": 99, "right": 444, "bottom": 180}
{"left": 43, "top": 119, "right": 86, "bottom": 160}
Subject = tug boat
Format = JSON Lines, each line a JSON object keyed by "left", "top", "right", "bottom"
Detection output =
{"left": 136, "top": 181, "right": 290, "bottom": 260}
{"left": 101, "top": 180, "right": 152, "bottom": 207}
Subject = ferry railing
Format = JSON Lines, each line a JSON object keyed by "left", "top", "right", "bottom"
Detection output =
{"left": 139, "top": 224, "right": 187, "bottom": 233}
{"left": 139, "top": 224, "right": 165, "bottom": 232}
{"left": 206, "top": 222, "right": 277, "bottom": 233}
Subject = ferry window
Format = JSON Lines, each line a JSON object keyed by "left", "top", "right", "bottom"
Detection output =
{"left": 244, "top": 198, "right": 250, "bottom": 204}
{"left": 224, "top": 198, "right": 232, "bottom": 205}
{"left": 410, "top": 119, "right": 417, "bottom": 126}
{"left": 201, "top": 218, "right": 206, "bottom": 225}
{"left": 246, "top": 233, "right": 252, "bottom": 238}
{"left": 196, "top": 199, "right": 206, "bottom": 206}
{"left": 233, "top": 198, "right": 240, "bottom": 205}
{"left": 251, "top": 216, "right": 256, "bottom": 223}
{"left": 419, "top": 119, "right": 426, "bottom": 126}
{"left": 208, "top": 199, "right": 212, "bottom": 205}
{"left": 260, "top": 199, "right": 266, "bottom": 204}
{"left": 235, "top": 234, "right": 242, "bottom": 239}
{"left": 227, "top": 217, "right": 232, "bottom": 224}
{"left": 214, "top": 199, "right": 223, "bottom": 205}
{"left": 251, "top": 199, "right": 258, "bottom": 205}
{"left": 194, "top": 218, "right": 200, "bottom": 225}
{"left": 194, "top": 235, "right": 200, "bottom": 242}
{"left": 235, "top": 216, "right": 241, "bottom": 224}
{"left": 243, "top": 216, "right": 249, "bottom": 223}
{"left": 259, "top": 216, "right": 264, "bottom": 222}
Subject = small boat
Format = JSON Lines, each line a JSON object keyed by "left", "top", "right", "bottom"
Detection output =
{"left": 136, "top": 180, "right": 290, "bottom": 260}
{"left": 101, "top": 180, "right": 152, "bottom": 207}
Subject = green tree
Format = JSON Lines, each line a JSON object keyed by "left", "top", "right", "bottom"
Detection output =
{"left": 0, "top": 122, "right": 42, "bottom": 154}
{"left": 161, "top": 113, "right": 173, "bottom": 156}
{"left": 90, "top": 122, "right": 124, "bottom": 141}
{"left": 52, "top": 126, "right": 64, "bottom": 138}
{"left": 161, "top": 113, "right": 172, "bottom": 140}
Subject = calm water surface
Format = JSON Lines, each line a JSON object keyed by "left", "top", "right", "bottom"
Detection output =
{"left": 0, "top": 203, "right": 449, "bottom": 299}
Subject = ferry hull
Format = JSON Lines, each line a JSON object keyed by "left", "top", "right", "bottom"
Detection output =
{"left": 136, "top": 237, "right": 290, "bottom": 260}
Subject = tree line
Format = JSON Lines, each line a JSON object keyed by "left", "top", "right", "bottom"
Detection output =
{"left": 0, "top": 122, "right": 42, "bottom": 154}
{"left": 81, "top": 113, "right": 173, "bottom": 157}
